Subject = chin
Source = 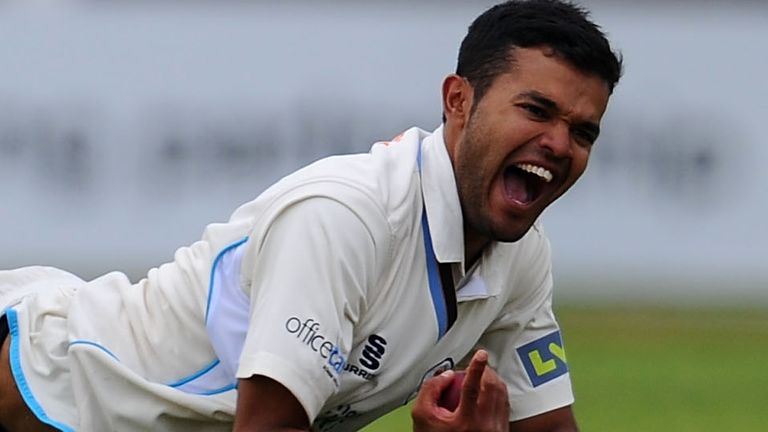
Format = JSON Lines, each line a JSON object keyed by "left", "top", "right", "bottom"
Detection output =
{"left": 488, "top": 222, "right": 534, "bottom": 244}
{"left": 494, "top": 231, "right": 528, "bottom": 244}
{"left": 465, "top": 205, "right": 536, "bottom": 244}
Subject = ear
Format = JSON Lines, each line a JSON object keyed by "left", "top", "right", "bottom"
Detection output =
{"left": 442, "top": 74, "right": 474, "bottom": 130}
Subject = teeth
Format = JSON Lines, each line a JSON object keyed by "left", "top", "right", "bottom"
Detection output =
{"left": 515, "top": 163, "right": 553, "bottom": 183}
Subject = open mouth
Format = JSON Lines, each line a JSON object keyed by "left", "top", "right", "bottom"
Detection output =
{"left": 503, "top": 163, "right": 553, "bottom": 205}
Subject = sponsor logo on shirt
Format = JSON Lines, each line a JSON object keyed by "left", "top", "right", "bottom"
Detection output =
{"left": 344, "top": 334, "right": 388, "bottom": 381}
{"left": 360, "top": 334, "right": 387, "bottom": 370}
{"left": 284, "top": 316, "right": 347, "bottom": 386}
{"left": 517, "top": 330, "right": 568, "bottom": 387}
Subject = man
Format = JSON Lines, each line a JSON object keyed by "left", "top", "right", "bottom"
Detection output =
{"left": 0, "top": 0, "right": 621, "bottom": 431}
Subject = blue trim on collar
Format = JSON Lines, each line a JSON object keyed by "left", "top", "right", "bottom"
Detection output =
{"left": 418, "top": 143, "right": 450, "bottom": 340}
{"left": 421, "top": 211, "right": 449, "bottom": 339}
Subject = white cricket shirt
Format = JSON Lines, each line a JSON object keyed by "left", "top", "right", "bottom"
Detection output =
{"left": 0, "top": 126, "right": 573, "bottom": 432}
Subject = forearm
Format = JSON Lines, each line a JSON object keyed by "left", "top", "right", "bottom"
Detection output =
{"left": 234, "top": 376, "right": 311, "bottom": 432}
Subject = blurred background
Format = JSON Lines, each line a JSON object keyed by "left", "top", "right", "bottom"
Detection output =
{"left": 0, "top": 0, "right": 765, "bottom": 430}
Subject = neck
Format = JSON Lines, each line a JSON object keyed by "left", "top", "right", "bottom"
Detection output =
{"left": 463, "top": 226, "right": 491, "bottom": 270}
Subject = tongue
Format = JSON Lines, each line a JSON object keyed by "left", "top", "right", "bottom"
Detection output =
{"left": 504, "top": 169, "right": 531, "bottom": 204}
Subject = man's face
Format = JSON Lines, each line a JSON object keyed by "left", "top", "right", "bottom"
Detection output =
{"left": 447, "top": 47, "right": 611, "bottom": 245}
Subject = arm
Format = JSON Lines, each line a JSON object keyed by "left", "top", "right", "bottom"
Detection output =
{"left": 509, "top": 406, "right": 577, "bottom": 432}
{"left": 233, "top": 375, "right": 310, "bottom": 432}
{"left": 232, "top": 194, "right": 387, "bottom": 429}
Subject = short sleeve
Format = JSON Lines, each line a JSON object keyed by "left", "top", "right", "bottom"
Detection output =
{"left": 235, "top": 196, "right": 380, "bottom": 422}
{"left": 472, "top": 235, "right": 574, "bottom": 421}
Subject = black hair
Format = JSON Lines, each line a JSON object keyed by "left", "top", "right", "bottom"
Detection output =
{"left": 457, "top": 0, "right": 623, "bottom": 103}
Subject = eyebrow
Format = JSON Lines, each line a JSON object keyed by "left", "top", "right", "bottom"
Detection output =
{"left": 520, "top": 90, "right": 558, "bottom": 111}
{"left": 519, "top": 90, "right": 601, "bottom": 138}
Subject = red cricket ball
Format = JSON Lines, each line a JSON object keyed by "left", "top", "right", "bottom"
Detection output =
{"left": 437, "top": 370, "right": 466, "bottom": 411}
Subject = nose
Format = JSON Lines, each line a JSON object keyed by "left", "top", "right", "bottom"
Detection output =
{"left": 539, "top": 120, "right": 572, "bottom": 159}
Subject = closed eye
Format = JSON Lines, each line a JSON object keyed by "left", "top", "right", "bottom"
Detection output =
{"left": 572, "top": 126, "right": 599, "bottom": 147}
{"left": 519, "top": 103, "right": 550, "bottom": 120}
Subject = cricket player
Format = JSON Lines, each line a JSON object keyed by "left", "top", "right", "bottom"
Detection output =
{"left": 0, "top": 1, "right": 622, "bottom": 431}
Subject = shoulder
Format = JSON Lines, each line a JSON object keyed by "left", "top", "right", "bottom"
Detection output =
{"left": 234, "top": 135, "right": 424, "bottom": 235}
{"left": 230, "top": 155, "right": 386, "bottom": 225}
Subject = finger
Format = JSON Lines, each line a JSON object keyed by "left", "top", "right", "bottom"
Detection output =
{"left": 476, "top": 363, "right": 510, "bottom": 416}
{"left": 458, "top": 350, "right": 488, "bottom": 409}
{"left": 419, "top": 369, "right": 456, "bottom": 406}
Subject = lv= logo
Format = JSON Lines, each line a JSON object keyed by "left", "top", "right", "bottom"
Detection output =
{"left": 529, "top": 342, "right": 567, "bottom": 376}
{"left": 516, "top": 331, "right": 569, "bottom": 387}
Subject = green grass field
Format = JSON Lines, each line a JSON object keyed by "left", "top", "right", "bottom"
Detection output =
{"left": 363, "top": 306, "right": 768, "bottom": 431}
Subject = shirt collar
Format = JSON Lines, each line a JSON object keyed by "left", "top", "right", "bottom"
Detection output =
{"left": 420, "top": 125, "right": 465, "bottom": 267}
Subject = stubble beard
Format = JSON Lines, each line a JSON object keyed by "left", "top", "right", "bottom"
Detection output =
{"left": 454, "top": 125, "right": 531, "bottom": 246}
{"left": 455, "top": 127, "right": 498, "bottom": 246}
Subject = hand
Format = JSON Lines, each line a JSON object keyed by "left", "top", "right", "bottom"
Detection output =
{"left": 412, "top": 350, "right": 510, "bottom": 432}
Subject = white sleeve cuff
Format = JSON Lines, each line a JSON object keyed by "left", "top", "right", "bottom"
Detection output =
{"left": 508, "top": 375, "right": 574, "bottom": 421}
